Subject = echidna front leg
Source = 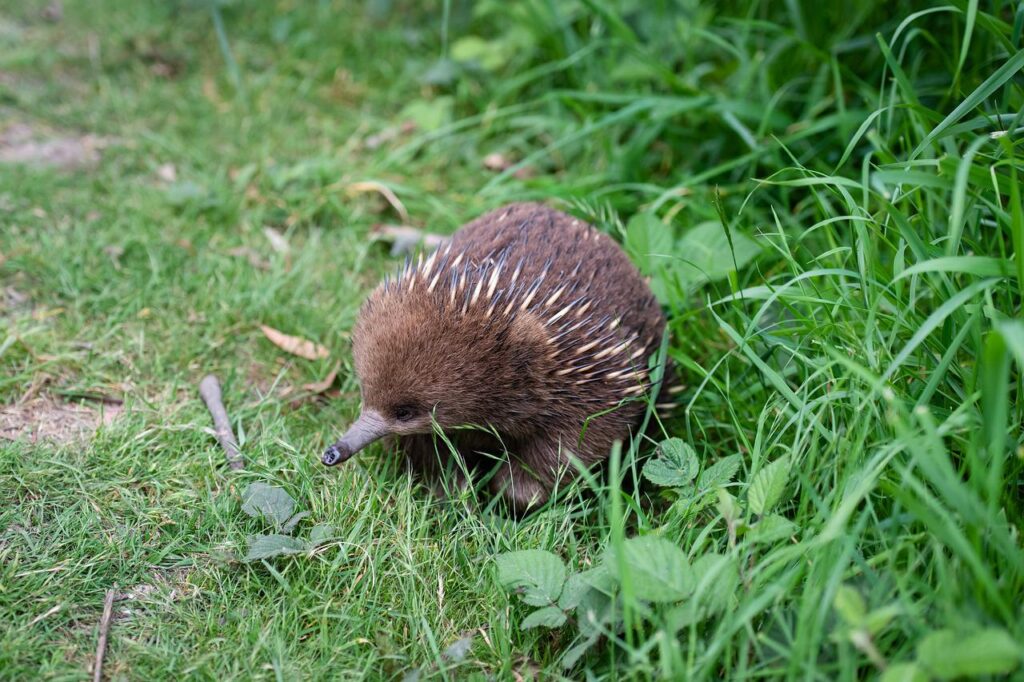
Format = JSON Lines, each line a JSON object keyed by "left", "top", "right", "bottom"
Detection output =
{"left": 401, "top": 434, "right": 472, "bottom": 499}
{"left": 489, "top": 462, "right": 550, "bottom": 516}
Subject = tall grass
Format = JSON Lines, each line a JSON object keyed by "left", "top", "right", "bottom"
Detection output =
{"left": 393, "top": 0, "right": 1024, "bottom": 677}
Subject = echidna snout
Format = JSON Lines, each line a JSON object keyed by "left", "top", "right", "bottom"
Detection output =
{"left": 322, "top": 409, "right": 389, "bottom": 466}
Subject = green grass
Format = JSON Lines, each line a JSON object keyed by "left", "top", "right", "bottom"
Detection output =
{"left": 2, "top": 0, "right": 1023, "bottom": 679}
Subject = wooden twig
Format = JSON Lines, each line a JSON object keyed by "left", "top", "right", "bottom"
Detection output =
{"left": 92, "top": 588, "right": 115, "bottom": 682}
{"left": 199, "top": 374, "right": 244, "bottom": 470}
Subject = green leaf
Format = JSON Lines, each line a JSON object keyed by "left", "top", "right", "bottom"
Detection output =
{"left": 561, "top": 634, "right": 600, "bottom": 669}
{"left": 625, "top": 212, "right": 673, "bottom": 275}
{"left": 399, "top": 96, "right": 453, "bottom": 131}
{"left": 747, "top": 456, "right": 790, "bottom": 515}
{"left": 450, "top": 35, "right": 510, "bottom": 71}
{"left": 696, "top": 454, "right": 742, "bottom": 492}
{"left": 521, "top": 606, "right": 567, "bottom": 629}
{"left": 716, "top": 488, "right": 741, "bottom": 524}
{"left": 917, "top": 628, "right": 1022, "bottom": 679}
{"left": 880, "top": 663, "right": 928, "bottom": 682}
{"left": 241, "top": 483, "right": 297, "bottom": 526}
{"left": 606, "top": 536, "right": 693, "bottom": 603}
{"left": 864, "top": 605, "right": 901, "bottom": 636}
{"left": 558, "top": 566, "right": 614, "bottom": 611}
{"left": 441, "top": 636, "right": 473, "bottom": 662}
{"left": 833, "top": 585, "right": 867, "bottom": 626}
{"left": 308, "top": 524, "right": 334, "bottom": 547}
{"left": 643, "top": 438, "right": 700, "bottom": 487}
{"left": 243, "top": 533, "right": 307, "bottom": 562}
{"left": 281, "top": 511, "right": 310, "bottom": 534}
{"left": 496, "top": 550, "right": 566, "bottom": 607}
{"left": 745, "top": 513, "right": 797, "bottom": 544}
{"left": 675, "top": 221, "right": 760, "bottom": 287}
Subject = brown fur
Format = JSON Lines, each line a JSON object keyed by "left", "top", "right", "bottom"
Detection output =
{"left": 348, "top": 202, "right": 666, "bottom": 514}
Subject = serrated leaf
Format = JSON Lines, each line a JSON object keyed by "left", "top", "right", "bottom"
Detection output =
{"left": 917, "top": 628, "right": 1022, "bottom": 679}
{"left": 880, "top": 663, "right": 928, "bottom": 682}
{"left": 496, "top": 550, "right": 566, "bottom": 607}
{"left": 833, "top": 585, "right": 867, "bottom": 626}
{"left": 716, "top": 488, "right": 741, "bottom": 523}
{"left": 241, "top": 483, "right": 296, "bottom": 526}
{"left": 308, "top": 524, "right": 334, "bottom": 547}
{"left": 746, "top": 514, "right": 798, "bottom": 544}
{"left": 675, "top": 221, "right": 760, "bottom": 287}
{"left": 441, "top": 635, "right": 473, "bottom": 662}
{"left": 558, "top": 565, "right": 615, "bottom": 611}
{"left": 606, "top": 536, "right": 693, "bottom": 603}
{"left": 864, "top": 605, "right": 900, "bottom": 636}
{"left": 625, "top": 212, "right": 673, "bottom": 275}
{"left": 689, "top": 552, "right": 738, "bottom": 618}
{"left": 243, "top": 533, "right": 307, "bottom": 561}
{"left": 576, "top": 587, "right": 614, "bottom": 638}
{"left": 697, "top": 455, "right": 742, "bottom": 491}
{"left": 561, "top": 634, "right": 600, "bottom": 669}
{"left": 643, "top": 438, "right": 700, "bottom": 487}
{"left": 521, "top": 606, "right": 567, "bottom": 629}
{"left": 747, "top": 456, "right": 790, "bottom": 515}
{"left": 281, "top": 511, "right": 310, "bottom": 534}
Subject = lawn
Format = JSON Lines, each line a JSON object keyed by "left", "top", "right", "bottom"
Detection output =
{"left": 1, "top": 0, "right": 1023, "bottom": 680}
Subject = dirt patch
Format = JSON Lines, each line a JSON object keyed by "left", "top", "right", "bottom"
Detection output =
{"left": 0, "top": 397, "right": 122, "bottom": 444}
{"left": 0, "top": 122, "right": 104, "bottom": 171}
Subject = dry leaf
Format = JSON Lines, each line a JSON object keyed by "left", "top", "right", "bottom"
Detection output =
{"left": 483, "top": 152, "right": 512, "bottom": 171}
{"left": 156, "top": 163, "right": 177, "bottom": 183}
{"left": 303, "top": 361, "right": 341, "bottom": 394}
{"left": 260, "top": 325, "right": 329, "bottom": 360}
{"left": 227, "top": 246, "right": 270, "bottom": 270}
{"left": 345, "top": 180, "right": 409, "bottom": 222}
{"left": 263, "top": 227, "right": 290, "bottom": 254}
{"left": 371, "top": 224, "right": 448, "bottom": 257}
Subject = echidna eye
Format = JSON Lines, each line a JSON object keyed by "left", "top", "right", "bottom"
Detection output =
{"left": 394, "top": 405, "right": 414, "bottom": 421}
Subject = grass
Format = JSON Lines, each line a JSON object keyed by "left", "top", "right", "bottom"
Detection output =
{"left": 1, "top": 0, "right": 1023, "bottom": 679}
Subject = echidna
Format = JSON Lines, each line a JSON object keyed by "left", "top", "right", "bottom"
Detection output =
{"left": 322, "top": 202, "right": 667, "bottom": 514}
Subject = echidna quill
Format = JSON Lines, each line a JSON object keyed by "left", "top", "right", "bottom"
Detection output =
{"left": 321, "top": 202, "right": 667, "bottom": 514}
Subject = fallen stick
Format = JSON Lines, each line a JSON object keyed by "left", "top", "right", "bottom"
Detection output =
{"left": 92, "top": 588, "right": 115, "bottom": 682}
{"left": 199, "top": 374, "right": 244, "bottom": 470}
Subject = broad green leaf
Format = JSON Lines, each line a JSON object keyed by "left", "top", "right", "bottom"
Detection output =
{"left": 559, "top": 566, "right": 614, "bottom": 611}
{"left": 833, "top": 585, "right": 867, "bottom": 626}
{"left": 399, "top": 96, "right": 453, "bottom": 131}
{"left": 521, "top": 606, "right": 567, "bottom": 629}
{"left": 561, "top": 634, "right": 600, "bottom": 669}
{"left": 747, "top": 456, "right": 790, "bottom": 515}
{"left": 281, "top": 511, "right": 310, "bottom": 534}
{"left": 241, "top": 483, "right": 296, "bottom": 526}
{"left": 450, "top": 36, "right": 510, "bottom": 71}
{"left": 643, "top": 438, "right": 699, "bottom": 487}
{"left": 917, "top": 628, "right": 1022, "bottom": 679}
{"left": 606, "top": 536, "right": 693, "bottom": 603}
{"left": 243, "top": 533, "right": 306, "bottom": 561}
{"left": 745, "top": 513, "right": 797, "bottom": 544}
{"left": 880, "top": 663, "right": 928, "bottom": 682}
{"left": 625, "top": 212, "right": 673, "bottom": 275}
{"left": 496, "top": 550, "right": 566, "bottom": 607}
{"left": 441, "top": 636, "right": 473, "bottom": 662}
{"left": 308, "top": 524, "right": 334, "bottom": 546}
{"left": 696, "top": 454, "right": 742, "bottom": 492}
{"left": 716, "top": 488, "right": 741, "bottom": 524}
{"left": 865, "top": 605, "right": 901, "bottom": 636}
{"left": 675, "top": 221, "right": 760, "bottom": 287}
{"left": 689, "top": 552, "right": 738, "bottom": 617}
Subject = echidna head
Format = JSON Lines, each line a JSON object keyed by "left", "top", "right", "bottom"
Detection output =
{"left": 322, "top": 265, "right": 548, "bottom": 466}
